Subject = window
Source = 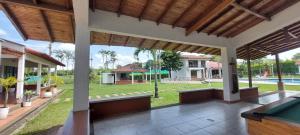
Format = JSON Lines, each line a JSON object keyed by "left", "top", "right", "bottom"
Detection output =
{"left": 201, "top": 61, "right": 206, "bottom": 68}
{"left": 188, "top": 60, "right": 198, "bottom": 68}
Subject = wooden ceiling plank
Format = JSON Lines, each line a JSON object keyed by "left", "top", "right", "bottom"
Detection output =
{"left": 231, "top": 2, "right": 271, "bottom": 21}
{"left": 217, "top": 14, "right": 252, "bottom": 37}
{"left": 65, "top": 0, "right": 71, "bottom": 9}
{"left": 172, "top": 43, "right": 182, "bottom": 51}
{"left": 150, "top": 40, "right": 160, "bottom": 49}
{"left": 185, "top": 0, "right": 233, "bottom": 36}
{"left": 157, "top": 0, "right": 177, "bottom": 25}
{"left": 182, "top": 45, "right": 193, "bottom": 52}
{"left": 91, "top": 0, "right": 95, "bottom": 12}
{"left": 70, "top": 16, "right": 75, "bottom": 43}
{"left": 108, "top": 34, "right": 113, "bottom": 46}
{"left": 124, "top": 36, "right": 130, "bottom": 46}
{"left": 162, "top": 42, "right": 171, "bottom": 50}
{"left": 0, "top": 0, "right": 73, "bottom": 15}
{"left": 197, "top": 6, "right": 233, "bottom": 33}
{"left": 172, "top": 0, "right": 197, "bottom": 28}
{"left": 117, "top": 0, "right": 125, "bottom": 17}
{"left": 0, "top": 3, "right": 27, "bottom": 40}
{"left": 32, "top": 0, "right": 38, "bottom": 4}
{"left": 139, "top": 0, "right": 153, "bottom": 21}
{"left": 191, "top": 46, "right": 203, "bottom": 53}
{"left": 138, "top": 39, "right": 146, "bottom": 48}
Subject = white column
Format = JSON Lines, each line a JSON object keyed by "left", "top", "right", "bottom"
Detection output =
{"left": 55, "top": 67, "right": 57, "bottom": 76}
{"left": 37, "top": 63, "right": 42, "bottom": 96}
{"left": 131, "top": 72, "right": 134, "bottom": 84}
{"left": 73, "top": 0, "right": 90, "bottom": 112}
{"left": 0, "top": 41, "right": 2, "bottom": 78}
{"left": 298, "top": 65, "right": 300, "bottom": 74}
{"left": 16, "top": 54, "right": 25, "bottom": 101}
{"left": 221, "top": 47, "right": 240, "bottom": 102}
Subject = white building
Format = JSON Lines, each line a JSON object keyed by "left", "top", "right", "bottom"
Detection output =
{"left": 297, "top": 61, "right": 300, "bottom": 74}
{"left": 170, "top": 55, "right": 222, "bottom": 81}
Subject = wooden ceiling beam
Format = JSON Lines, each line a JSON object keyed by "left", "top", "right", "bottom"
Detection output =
{"left": 0, "top": 3, "right": 27, "bottom": 40}
{"left": 217, "top": 14, "right": 251, "bottom": 37}
{"left": 65, "top": 0, "right": 71, "bottom": 9}
{"left": 185, "top": 0, "right": 233, "bottom": 36}
{"left": 162, "top": 42, "right": 171, "bottom": 50}
{"left": 117, "top": 0, "right": 125, "bottom": 17}
{"left": 156, "top": 0, "right": 177, "bottom": 25}
{"left": 123, "top": 36, "right": 130, "bottom": 46}
{"left": 139, "top": 0, "right": 153, "bottom": 21}
{"left": 150, "top": 40, "right": 160, "bottom": 49}
{"left": 70, "top": 16, "right": 75, "bottom": 43}
{"left": 172, "top": 0, "right": 197, "bottom": 28}
{"left": 197, "top": 6, "right": 233, "bottom": 33}
{"left": 172, "top": 43, "right": 182, "bottom": 51}
{"left": 91, "top": 0, "right": 96, "bottom": 12}
{"left": 108, "top": 34, "right": 113, "bottom": 46}
{"left": 138, "top": 39, "right": 146, "bottom": 48}
{"left": 182, "top": 45, "right": 193, "bottom": 52}
{"left": 0, "top": 0, "right": 73, "bottom": 15}
{"left": 192, "top": 46, "right": 204, "bottom": 53}
{"left": 231, "top": 2, "right": 271, "bottom": 21}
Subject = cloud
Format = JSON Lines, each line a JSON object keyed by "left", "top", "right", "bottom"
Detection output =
{"left": 54, "top": 43, "right": 75, "bottom": 51}
{"left": 0, "top": 29, "right": 6, "bottom": 36}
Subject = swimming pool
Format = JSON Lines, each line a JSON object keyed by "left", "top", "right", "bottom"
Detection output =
{"left": 240, "top": 78, "right": 300, "bottom": 85}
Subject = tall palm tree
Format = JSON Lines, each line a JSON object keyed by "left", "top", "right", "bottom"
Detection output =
{"left": 134, "top": 48, "right": 159, "bottom": 98}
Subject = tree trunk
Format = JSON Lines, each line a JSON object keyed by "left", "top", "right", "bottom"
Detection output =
{"left": 4, "top": 88, "right": 8, "bottom": 108}
{"left": 154, "top": 52, "right": 159, "bottom": 98}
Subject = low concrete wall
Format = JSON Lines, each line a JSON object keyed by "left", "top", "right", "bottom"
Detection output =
{"left": 89, "top": 94, "right": 151, "bottom": 120}
{"left": 179, "top": 87, "right": 259, "bottom": 104}
{"left": 115, "top": 80, "right": 145, "bottom": 85}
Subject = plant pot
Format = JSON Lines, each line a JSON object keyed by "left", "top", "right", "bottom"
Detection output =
{"left": 23, "top": 101, "right": 32, "bottom": 107}
{"left": 0, "top": 107, "right": 9, "bottom": 119}
{"left": 44, "top": 92, "right": 52, "bottom": 98}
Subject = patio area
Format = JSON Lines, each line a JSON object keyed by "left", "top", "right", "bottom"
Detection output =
{"left": 92, "top": 100, "right": 260, "bottom": 135}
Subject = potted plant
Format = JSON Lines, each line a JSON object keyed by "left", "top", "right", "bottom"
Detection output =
{"left": 0, "top": 77, "right": 17, "bottom": 119}
{"left": 43, "top": 89, "right": 52, "bottom": 98}
{"left": 50, "top": 75, "right": 64, "bottom": 94}
{"left": 23, "top": 90, "right": 33, "bottom": 107}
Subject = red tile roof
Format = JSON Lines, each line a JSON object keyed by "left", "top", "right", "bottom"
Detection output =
{"left": 181, "top": 55, "right": 210, "bottom": 60}
{"left": 113, "top": 64, "right": 146, "bottom": 73}
{"left": 296, "top": 61, "right": 300, "bottom": 65}
{"left": 25, "top": 48, "right": 65, "bottom": 66}
{"left": 207, "top": 61, "right": 222, "bottom": 69}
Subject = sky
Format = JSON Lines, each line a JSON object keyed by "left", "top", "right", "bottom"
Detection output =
{"left": 0, "top": 10, "right": 299, "bottom": 69}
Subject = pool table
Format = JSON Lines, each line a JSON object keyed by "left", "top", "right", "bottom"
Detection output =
{"left": 241, "top": 97, "right": 300, "bottom": 135}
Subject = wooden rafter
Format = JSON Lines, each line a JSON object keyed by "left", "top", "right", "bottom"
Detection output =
{"left": 0, "top": 0, "right": 73, "bottom": 15}
{"left": 91, "top": 0, "right": 96, "bottom": 12}
{"left": 172, "top": 43, "right": 182, "bottom": 51}
{"left": 162, "top": 42, "right": 171, "bottom": 50}
{"left": 139, "top": 0, "right": 153, "bottom": 21}
{"left": 70, "top": 16, "right": 75, "bottom": 43}
{"left": 0, "top": 3, "right": 27, "bottom": 40}
{"left": 156, "top": 0, "right": 177, "bottom": 25}
{"left": 65, "top": 0, "right": 71, "bottom": 9}
{"left": 172, "top": 0, "right": 197, "bottom": 28}
{"left": 225, "top": 16, "right": 260, "bottom": 37}
{"left": 206, "top": 49, "right": 218, "bottom": 54}
{"left": 197, "top": 6, "right": 233, "bottom": 33}
{"left": 32, "top": 0, "right": 38, "bottom": 4}
{"left": 217, "top": 14, "right": 251, "bottom": 37}
{"left": 191, "top": 46, "right": 203, "bottom": 53}
{"left": 231, "top": 2, "right": 270, "bottom": 21}
{"left": 150, "top": 40, "right": 160, "bottom": 49}
{"left": 123, "top": 36, "right": 130, "bottom": 46}
{"left": 138, "top": 39, "right": 146, "bottom": 48}
{"left": 117, "top": 0, "right": 125, "bottom": 17}
{"left": 108, "top": 34, "right": 113, "bottom": 46}
{"left": 182, "top": 45, "right": 193, "bottom": 52}
{"left": 195, "top": 47, "right": 209, "bottom": 53}
{"left": 185, "top": 0, "right": 233, "bottom": 36}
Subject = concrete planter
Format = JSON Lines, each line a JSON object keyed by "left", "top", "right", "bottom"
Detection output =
{"left": 44, "top": 92, "right": 52, "bottom": 98}
{"left": 0, "top": 107, "right": 9, "bottom": 119}
{"left": 23, "top": 101, "right": 32, "bottom": 107}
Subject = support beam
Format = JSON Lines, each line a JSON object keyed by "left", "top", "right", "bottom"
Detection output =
{"left": 172, "top": 44, "right": 181, "bottom": 51}
{"left": 182, "top": 45, "right": 193, "bottom": 52}
{"left": 139, "top": 0, "right": 153, "bottom": 21}
{"left": 123, "top": 36, "right": 130, "bottom": 46}
{"left": 275, "top": 54, "right": 284, "bottom": 91}
{"left": 221, "top": 47, "right": 240, "bottom": 102}
{"left": 16, "top": 53, "right": 25, "bottom": 101}
{"left": 185, "top": 0, "right": 233, "bottom": 36}
{"left": 150, "top": 40, "right": 159, "bottom": 49}
{"left": 0, "top": 0, "right": 74, "bottom": 15}
{"left": 0, "top": 3, "right": 27, "bottom": 40}
{"left": 231, "top": 2, "right": 271, "bottom": 21}
{"left": 138, "top": 39, "right": 146, "bottom": 48}
{"left": 162, "top": 42, "right": 171, "bottom": 50}
{"left": 108, "top": 34, "right": 113, "bottom": 46}
{"left": 246, "top": 47, "right": 252, "bottom": 88}
{"left": 156, "top": 0, "right": 177, "bottom": 25}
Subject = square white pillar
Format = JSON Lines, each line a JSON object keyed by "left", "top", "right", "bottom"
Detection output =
{"left": 221, "top": 47, "right": 240, "bottom": 102}
{"left": 37, "top": 63, "right": 42, "bottom": 96}
{"left": 16, "top": 54, "right": 25, "bottom": 101}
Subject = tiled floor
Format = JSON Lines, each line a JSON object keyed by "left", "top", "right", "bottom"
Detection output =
{"left": 92, "top": 101, "right": 261, "bottom": 135}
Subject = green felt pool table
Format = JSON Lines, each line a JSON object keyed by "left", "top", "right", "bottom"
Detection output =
{"left": 242, "top": 97, "right": 300, "bottom": 135}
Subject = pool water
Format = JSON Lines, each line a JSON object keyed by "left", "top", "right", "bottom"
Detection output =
{"left": 261, "top": 79, "right": 300, "bottom": 84}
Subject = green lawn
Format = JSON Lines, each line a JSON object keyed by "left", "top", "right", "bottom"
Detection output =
{"left": 17, "top": 81, "right": 300, "bottom": 135}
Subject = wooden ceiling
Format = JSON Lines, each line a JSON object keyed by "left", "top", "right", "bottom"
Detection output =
{"left": 92, "top": 0, "right": 299, "bottom": 37}
{"left": 0, "top": 0, "right": 299, "bottom": 58}
{"left": 237, "top": 20, "right": 300, "bottom": 60}
{"left": 91, "top": 31, "right": 221, "bottom": 55}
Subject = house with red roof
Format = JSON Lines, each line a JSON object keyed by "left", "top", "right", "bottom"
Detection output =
{"left": 112, "top": 64, "right": 147, "bottom": 85}
{"left": 0, "top": 39, "right": 64, "bottom": 104}
{"left": 170, "top": 54, "right": 222, "bottom": 81}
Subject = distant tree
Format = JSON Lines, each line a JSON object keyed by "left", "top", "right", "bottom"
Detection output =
{"left": 144, "top": 60, "right": 154, "bottom": 69}
{"left": 134, "top": 48, "right": 159, "bottom": 98}
{"left": 292, "top": 53, "right": 300, "bottom": 60}
{"left": 98, "top": 50, "right": 117, "bottom": 69}
{"left": 160, "top": 51, "right": 183, "bottom": 78}
{"left": 53, "top": 50, "right": 65, "bottom": 63}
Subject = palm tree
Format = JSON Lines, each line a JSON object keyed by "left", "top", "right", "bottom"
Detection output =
{"left": 109, "top": 51, "right": 117, "bottom": 69}
{"left": 134, "top": 48, "right": 159, "bottom": 98}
